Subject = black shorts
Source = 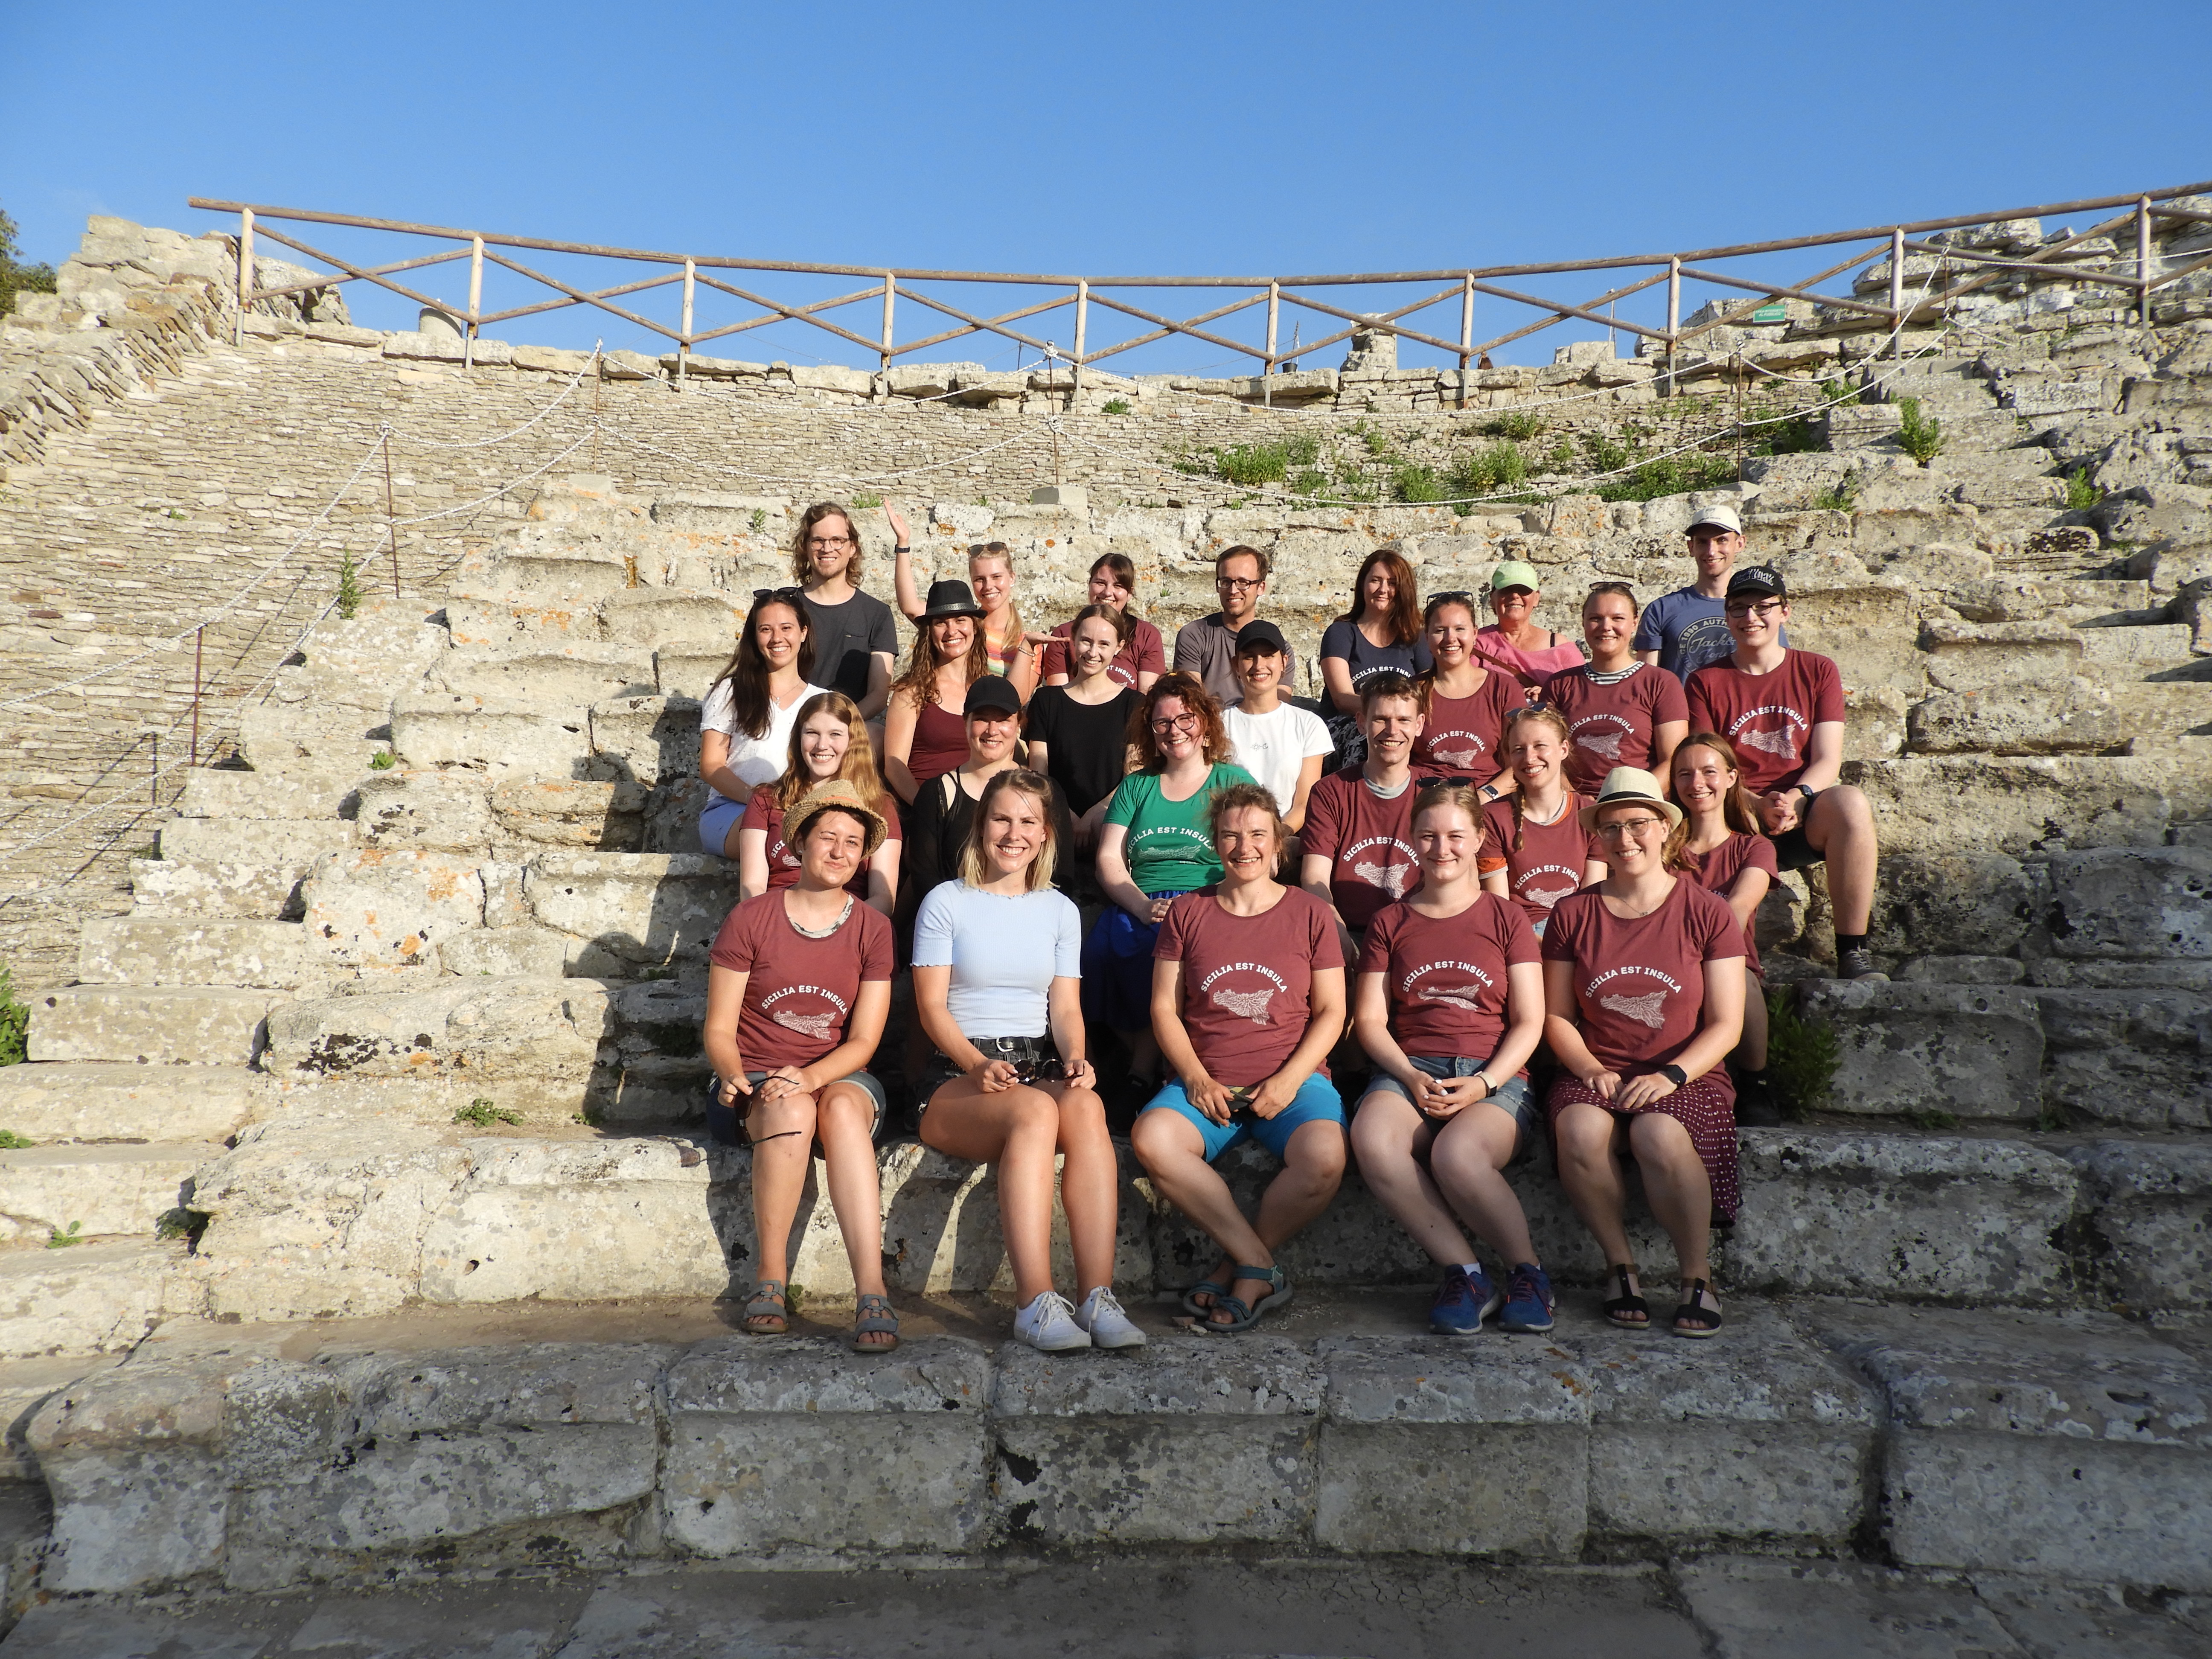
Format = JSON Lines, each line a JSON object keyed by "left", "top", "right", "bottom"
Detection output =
{"left": 1767, "top": 823, "right": 1822, "bottom": 873}
{"left": 918, "top": 1036, "right": 1061, "bottom": 1111}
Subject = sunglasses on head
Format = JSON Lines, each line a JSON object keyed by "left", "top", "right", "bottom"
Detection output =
{"left": 752, "top": 585, "right": 807, "bottom": 607}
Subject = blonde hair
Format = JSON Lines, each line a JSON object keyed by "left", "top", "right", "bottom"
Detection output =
{"left": 969, "top": 541, "right": 1023, "bottom": 646}
{"left": 959, "top": 768, "right": 1059, "bottom": 893}
{"left": 772, "top": 692, "right": 894, "bottom": 817}
{"left": 1499, "top": 706, "right": 1574, "bottom": 853}
{"left": 1208, "top": 780, "right": 1287, "bottom": 877}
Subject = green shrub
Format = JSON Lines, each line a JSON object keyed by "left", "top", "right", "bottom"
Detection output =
{"left": 1764, "top": 986, "right": 1839, "bottom": 1117}
{"left": 1895, "top": 397, "right": 1944, "bottom": 465}
{"left": 1479, "top": 411, "right": 1545, "bottom": 440}
{"left": 1811, "top": 470, "right": 1861, "bottom": 513}
{"left": 748, "top": 508, "right": 767, "bottom": 533}
{"left": 367, "top": 751, "right": 396, "bottom": 771}
{"left": 46, "top": 1221, "right": 84, "bottom": 1250}
{"left": 156, "top": 1208, "right": 211, "bottom": 1244}
{"left": 0, "top": 207, "right": 57, "bottom": 317}
{"left": 0, "top": 1129, "right": 32, "bottom": 1150}
{"left": 1100, "top": 398, "right": 1132, "bottom": 416}
{"left": 2064, "top": 466, "right": 2101, "bottom": 512}
{"left": 1580, "top": 430, "right": 1634, "bottom": 474}
{"left": 1392, "top": 463, "right": 1445, "bottom": 504}
{"left": 1758, "top": 407, "right": 1825, "bottom": 456}
{"left": 1545, "top": 438, "right": 1575, "bottom": 470}
{"left": 1818, "top": 377, "right": 1860, "bottom": 409}
{"left": 850, "top": 490, "right": 884, "bottom": 509}
{"left": 0, "top": 967, "right": 26, "bottom": 1067}
{"left": 1594, "top": 451, "right": 1738, "bottom": 504}
{"left": 454, "top": 1098, "right": 523, "bottom": 1128}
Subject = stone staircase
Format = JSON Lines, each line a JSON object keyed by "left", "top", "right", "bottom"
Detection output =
{"left": 4, "top": 281, "right": 2212, "bottom": 1602}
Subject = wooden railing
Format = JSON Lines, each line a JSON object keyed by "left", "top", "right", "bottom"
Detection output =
{"left": 188, "top": 180, "right": 2212, "bottom": 392}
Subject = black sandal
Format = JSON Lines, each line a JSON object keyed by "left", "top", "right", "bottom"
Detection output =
{"left": 1672, "top": 1278, "right": 1724, "bottom": 1340}
{"left": 1604, "top": 1263, "right": 1649, "bottom": 1330}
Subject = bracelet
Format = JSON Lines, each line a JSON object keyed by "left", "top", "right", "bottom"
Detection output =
{"left": 894, "top": 544, "right": 911, "bottom": 554}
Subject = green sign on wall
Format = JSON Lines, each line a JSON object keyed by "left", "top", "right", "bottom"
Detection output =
{"left": 1751, "top": 303, "right": 1789, "bottom": 323}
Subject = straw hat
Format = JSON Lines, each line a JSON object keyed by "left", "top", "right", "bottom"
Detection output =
{"left": 788, "top": 778, "right": 888, "bottom": 857}
{"left": 1577, "top": 766, "right": 1684, "bottom": 832}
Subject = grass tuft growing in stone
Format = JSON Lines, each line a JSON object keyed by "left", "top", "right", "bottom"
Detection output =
{"left": 46, "top": 1221, "right": 84, "bottom": 1249}
{"left": 367, "top": 751, "right": 396, "bottom": 770}
{"left": 2064, "top": 466, "right": 2101, "bottom": 511}
{"left": 336, "top": 549, "right": 362, "bottom": 620}
{"left": 1811, "top": 470, "right": 1861, "bottom": 513}
{"left": 0, "top": 1128, "right": 32, "bottom": 1150}
{"left": 1479, "top": 411, "right": 1545, "bottom": 439}
{"left": 1101, "top": 398, "right": 1132, "bottom": 415}
{"left": 454, "top": 1098, "right": 523, "bottom": 1128}
{"left": 1765, "top": 987, "right": 1838, "bottom": 1118}
{"left": 1896, "top": 396, "right": 1944, "bottom": 465}
{"left": 156, "top": 1208, "right": 211, "bottom": 1244}
{"left": 850, "top": 490, "right": 883, "bottom": 509}
{"left": 0, "top": 966, "right": 27, "bottom": 1066}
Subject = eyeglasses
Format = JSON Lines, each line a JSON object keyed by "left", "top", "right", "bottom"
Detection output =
{"left": 1216, "top": 576, "right": 1263, "bottom": 591}
{"left": 806, "top": 536, "right": 854, "bottom": 550}
{"left": 1724, "top": 598, "right": 1785, "bottom": 618}
{"left": 1595, "top": 815, "right": 1668, "bottom": 839}
{"left": 752, "top": 586, "right": 807, "bottom": 606}
{"left": 1149, "top": 712, "right": 1202, "bottom": 735}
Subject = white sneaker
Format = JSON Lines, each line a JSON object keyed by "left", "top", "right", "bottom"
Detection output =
{"left": 1074, "top": 1286, "right": 1148, "bottom": 1349}
{"left": 1014, "top": 1290, "right": 1091, "bottom": 1352}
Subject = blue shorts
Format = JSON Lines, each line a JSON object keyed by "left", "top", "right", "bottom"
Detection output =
{"left": 1080, "top": 894, "right": 1188, "bottom": 1032}
{"left": 1141, "top": 1071, "right": 1345, "bottom": 1162}
{"left": 1362, "top": 1058, "right": 1541, "bottom": 1167}
{"left": 699, "top": 798, "right": 745, "bottom": 857}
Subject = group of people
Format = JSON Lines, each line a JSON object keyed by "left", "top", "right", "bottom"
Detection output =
{"left": 694, "top": 498, "right": 1886, "bottom": 1356}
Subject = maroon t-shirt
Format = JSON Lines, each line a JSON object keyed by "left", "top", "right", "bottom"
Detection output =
{"left": 906, "top": 699, "right": 971, "bottom": 789}
{"left": 1300, "top": 769, "right": 1423, "bottom": 930}
{"left": 1411, "top": 672, "right": 1524, "bottom": 788}
{"left": 1359, "top": 893, "right": 1540, "bottom": 1064}
{"left": 749, "top": 792, "right": 903, "bottom": 896}
{"left": 1679, "top": 831, "right": 1778, "bottom": 979}
{"left": 708, "top": 892, "right": 894, "bottom": 1071}
{"left": 1684, "top": 651, "right": 1847, "bottom": 795}
{"left": 1541, "top": 879, "right": 1744, "bottom": 1079}
{"left": 1479, "top": 793, "right": 1604, "bottom": 928}
{"left": 1543, "top": 664, "right": 1690, "bottom": 796}
{"left": 1154, "top": 885, "right": 1345, "bottom": 1087}
{"left": 1038, "top": 615, "right": 1167, "bottom": 689}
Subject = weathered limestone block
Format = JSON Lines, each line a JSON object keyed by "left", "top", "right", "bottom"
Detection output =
{"left": 872, "top": 1141, "right": 1154, "bottom": 1299}
{"left": 1842, "top": 685, "right": 1906, "bottom": 760}
{"left": 1796, "top": 982, "right": 2044, "bottom": 1118}
{"left": 524, "top": 852, "right": 744, "bottom": 973}
{"left": 2066, "top": 1139, "right": 2212, "bottom": 1312}
{"left": 662, "top": 1337, "right": 993, "bottom": 1554}
{"left": 2034, "top": 988, "right": 2211, "bottom": 1131}
{"left": 649, "top": 492, "right": 784, "bottom": 532}
{"left": 1920, "top": 620, "right": 2085, "bottom": 694}
{"left": 175, "top": 768, "right": 361, "bottom": 822}
{"left": 160, "top": 816, "right": 354, "bottom": 867}
{"left": 2043, "top": 845, "right": 2212, "bottom": 958}
{"left": 260, "top": 977, "right": 609, "bottom": 1088}
{"left": 489, "top": 779, "right": 646, "bottom": 850}
{"left": 599, "top": 588, "right": 744, "bottom": 651}
{"left": 300, "top": 848, "right": 486, "bottom": 969}
{"left": 477, "top": 551, "right": 631, "bottom": 602}
{"left": 430, "top": 646, "right": 655, "bottom": 705}
{"left": 993, "top": 1337, "right": 1321, "bottom": 1545}
{"left": 1313, "top": 1337, "right": 1589, "bottom": 1557}
{"left": 1906, "top": 679, "right": 2125, "bottom": 755}
{"left": 442, "top": 592, "right": 595, "bottom": 647}
{"left": 0, "top": 1239, "right": 194, "bottom": 1362}
{"left": 589, "top": 695, "right": 703, "bottom": 789}
{"left": 0, "top": 1143, "right": 212, "bottom": 1241}
{"left": 652, "top": 648, "right": 730, "bottom": 700}
{"left": 128, "top": 857, "right": 303, "bottom": 921}
{"left": 0, "top": 1062, "right": 262, "bottom": 1144}
{"left": 1579, "top": 1303, "right": 1877, "bottom": 1546}
{"left": 437, "top": 926, "right": 569, "bottom": 979}
{"left": 1811, "top": 1303, "right": 2212, "bottom": 1588}
{"left": 75, "top": 917, "right": 309, "bottom": 990}
{"left": 28, "top": 987, "right": 284, "bottom": 1067}
{"left": 1730, "top": 1132, "right": 2075, "bottom": 1302}
{"left": 389, "top": 691, "right": 594, "bottom": 778}
{"left": 353, "top": 769, "right": 496, "bottom": 853}
{"left": 1869, "top": 854, "right": 2041, "bottom": 959}
{"left": 235, "top": 704, "right": 389, "bottom": 772}
{"left": 1846, "top": 757, "right": 2172, "bottom": 857}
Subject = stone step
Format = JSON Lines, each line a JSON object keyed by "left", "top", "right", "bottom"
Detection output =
{"left": 0, "top": 1141, "right": 221, "bottom": 1240}
{"left": 20, "top": 1294, "right": 2209, "bottom": 1595}
{"left": 27, "top": 987, "right": 286, "bottom": 1066}
{"left": 158, "top": 816, "right": 355, "bottom": 867}
{"left": 233, "top": 704, "right": 391, "bottom": 774}
{"left": 76, "top": 917, "right": 310, "bottom": 989}
{"left": 389, "top": 690, "right": 593, "bottom": 777}
{"left": 476, "top": 549, "right": 632, "bottom": 602}
{"left": 129, "top": 855, "right": 306, "bottom": 920}
{"left": 173, "top": 768, "right": 362, "bottom": 822}
{"left": 0, "top": 1237, "right": 195, "bottom": 1361}
{"left": 0, "top": 1062, "right": 264, "bottom": 1144}
{"left": 428, "top": 644, "right": 657, "bottom": 704}
{"left": 599, "top": 587, "right": 747, "bottom": 652}
{"left": 443, "top": 591, "right": 594, "bottom": 647}
{"left": 1846, "top": 754, "right": 2208, "bottom": 859}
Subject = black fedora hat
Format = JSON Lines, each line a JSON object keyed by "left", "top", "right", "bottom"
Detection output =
{"left": 922, "top": 579, "right": 984, "bottom": 619}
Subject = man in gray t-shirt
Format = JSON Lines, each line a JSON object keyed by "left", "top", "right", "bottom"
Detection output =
{"left": 1633, "top": 501, "right": 1784, "bottom": 681}
{"left": 1173, "top": 545, "right": 1300, "bottom": 705}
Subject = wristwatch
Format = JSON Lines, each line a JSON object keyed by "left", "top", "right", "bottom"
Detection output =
{"left": 1472, "top": 1072, "right": 1497, "bottom": 1097}
{"left": 1659, "top": 1063, "right": 1689, "bottom": 1086}
{"left": 1795, "top": 784, "right": 1817, "bottom": 805}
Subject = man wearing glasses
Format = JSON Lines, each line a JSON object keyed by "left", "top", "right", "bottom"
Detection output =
{"left": 1173, "top": 546, "right": 1301, "bottom": 707}
{"left": 792, "top": 501, "right": 899, "bottom": 721}
{"left": 1687, "top": 567, "right": 1885, "bottom": 982}
{"left": 1633, "top": 503, "right": 1786, "bottom": 682}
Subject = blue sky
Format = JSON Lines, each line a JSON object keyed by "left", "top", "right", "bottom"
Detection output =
{"left": 5, "top": 1, "right": 2208, "bottom": 372}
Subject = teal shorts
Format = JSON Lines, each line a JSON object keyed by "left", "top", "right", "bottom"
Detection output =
{"left": 1140, "top": 1072, "right": 1345, "bottom": 1162}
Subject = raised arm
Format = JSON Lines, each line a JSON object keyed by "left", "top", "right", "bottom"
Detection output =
{"left": 892, "top": 531, "right": 925, "bottom": 622}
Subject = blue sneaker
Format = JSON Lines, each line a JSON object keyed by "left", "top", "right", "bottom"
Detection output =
{"left": 1499, "top": 1262, "right": 1556, "bottom": 1334}
{"left": 1429, "top": 1265, "right": 1501, "bottom": 1336}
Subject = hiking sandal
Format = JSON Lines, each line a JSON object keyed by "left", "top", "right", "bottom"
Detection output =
{"left": 851, "top": 1292, "right": 900, "bottom": 1353}
{"left": 1672, "top": 1278, "right": 1724, "bottom": 1340}
{"left": 742, "top": 1279, "right": 788, "bottom": 1336}
{"left": 1604, "top": 1263, "right": 1650, "bottom": 1330}
{"left": 1205, "top": 1264, "right": 1292, "bottom": 1334}
{"left": 1181, "top": 1265, "right": 1233, "bottom": 1319}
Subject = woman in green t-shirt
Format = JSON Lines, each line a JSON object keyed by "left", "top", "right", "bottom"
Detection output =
{"left": 1086, "top": 672, "right": 1258, "bottom": 1097}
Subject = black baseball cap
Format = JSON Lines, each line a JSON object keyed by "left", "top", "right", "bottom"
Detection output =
{"left": 963, "top": 675, "right": 1023, "bottom": 717}
{"left": 1231, "top": 620, "right": 1289, "bottom": 655}
{"left": 1726, "top": 565, "right": 1788, "bottom": 602}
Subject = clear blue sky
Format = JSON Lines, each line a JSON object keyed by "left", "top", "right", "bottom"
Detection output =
{"left": 6, "top": 1, "right": 2208, "bottom": 372}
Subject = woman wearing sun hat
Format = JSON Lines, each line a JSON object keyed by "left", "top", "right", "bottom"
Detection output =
{"left": 1474, "top": 560, "right": 1587, "bottom": 692}
{"left": 1540, "top": 765, "right": 1746, "bottom": 1341}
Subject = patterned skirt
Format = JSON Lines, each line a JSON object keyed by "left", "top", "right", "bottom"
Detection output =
{"left": 1545, "top": 1072, "right": 1740, "bottom": 1224}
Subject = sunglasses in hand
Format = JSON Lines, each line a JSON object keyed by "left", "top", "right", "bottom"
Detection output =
{"left": 1010, "top": 1056, "right": 1070, "bottom": 1083}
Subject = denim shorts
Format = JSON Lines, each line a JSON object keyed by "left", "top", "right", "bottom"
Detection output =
{"left": 703, "top": 1068, "right": 887, "bottom": 1152}
{"left": 1141, "top": 1072, "right": 1345, "bottom": 1162}
{"left": 699, "top": 797, "right": 745, "bottom": 857}
{"left": 1362, "top": 1057, "right": 1541, "bottom": 1166}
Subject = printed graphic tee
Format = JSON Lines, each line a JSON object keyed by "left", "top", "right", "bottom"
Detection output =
{"left": 1633, "top": 588, "right": 1789, "bottom": 681}
{"left": 1155, "top": 885, "right": 1344, "bottom": 1086}
{"left": 1684, "top": 651, "right": 1846, "bottom": 795}
{"left": 1679, "top": 831, "right": 1778, "bottom": 979}
{"left": 1543, "top": 663, "right": 1690, "bottom": 795}
{"left": 1542, "top": 879, "right": 1743, "bottom": 1076}
{"left": 1479, "top": 793, "right": 1604, "bottom": 927}
{"left": 1359, "top": 893, "right": 1540, "bottom": 1065}
{"left": 1301, "top": 769, "right": 1423, "bottom": 930}
{"left": 1103, "top": 763, "right": 1258, "bottom": 895}
{"left": 709, "top": 892, "right": 894, "bottom": 1071}
{"left": 1410, "top": 671, "right": 1524, "bottom": 788}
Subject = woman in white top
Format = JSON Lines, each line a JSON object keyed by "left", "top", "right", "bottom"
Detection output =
{"left": 699, "top": 587, "right": 830, "bottom": 857}
{"left": 912, "top": 770, "right": 1142, "bottom": 1353}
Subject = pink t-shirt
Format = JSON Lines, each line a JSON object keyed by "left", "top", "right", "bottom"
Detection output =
{"left": 1684, "top": 651, "right": 1847, "bottom": 795}
{"left": 1679, "top": 831, "right": 1778, "bottom": 979}
{"left": 1544, "top": 664, "right": 1690, "bottom": 796}
{"left": 1479, "top": 793, "right": 1604, "bottom": 927}
{"left": 1359, "top": 893, "right": 1540, "bottom": 1064}
{"left": 1473, "top": 624, "right": 1586, "bottom": 683}
{"left": 1300, "top": 769, "right": 1423, "bottom": 931}
{"left": 1155, "top": 885, "right": 1345, "bottom": 1087}
{"left": 1038, "top": 615, "right": 1167, "bottom": 689}
{"left": 1411, "top": 672, "right": 1524, "bottom": 788}
{"left": 747, "top": 793, "right": 903, "bottom": 897}
{"left": 1541, "top": 879, "right": 1744, "bottom": 1079}
{"left": 708, "top": 892, "right": 894, "bottom": 1071}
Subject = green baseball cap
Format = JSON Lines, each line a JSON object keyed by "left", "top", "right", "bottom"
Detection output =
{"left": 1488, "top": 560, "right": 1541, "bottom": 593}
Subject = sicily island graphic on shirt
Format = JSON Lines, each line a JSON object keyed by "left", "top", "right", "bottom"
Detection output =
{"left": 761, "top": 982, "right": 850, "bottom": 1041}
{"left": 1400, "top": 958, "right": 1495, "bottom": 1013}
{"left": 1347, "top": 832, "right": 1417, "bottom": 896}
{"left": 1726, "top": 702, "right": 1807, "bottom": 763}
{"left": 1583, "top": 962, "right": 1685, "bottom": 1030}
{"left": 1200, "top": 959, "right": 1289, "bottom": 1025}
{"left": 1424, "top": 728, "right": 1488, "bottom": 769}
{"left": 1515, "top": 862, "right": 1584, "bottom": 910}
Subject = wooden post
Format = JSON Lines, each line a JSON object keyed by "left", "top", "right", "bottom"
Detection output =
{"left": 880, "top": 274, "right": 896, "bottom": 375}
{"left": 1665, "top": 257, "right": 1681, "bottom": 398}
{"left": 382, "top": 431, "right": 400, "bottom": 599}
{"left": 190, "top": 627, "right": 204, "bottom": 765}
{"left": 679, "top": 259, "right": 695, "bottom": 386}
{"left": 2138, "top": 196, "right": 2155, "bottom": 326}
{"left": 234, "top": 209, "right": 254, "bottom": 346}
{"left": 1073, "top": 281, "right": 1088, "bottom": 402}
{"left": 1889, "top": 227, "right": 1906, "bottom": 356}
{"left": 465, "top": 235, "right": 483, "bottom": 370}
{"left": 1265, "top": 281, "right": 1280, "bottom": 407}
{"left": 150, "top": 733, "right": 158, "bottom": 803}
{"left": 1457, "top": 274, "right": 1473, "bottom": 407}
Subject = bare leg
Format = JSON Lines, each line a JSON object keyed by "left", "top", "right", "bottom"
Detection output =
{"left": 1051, "top": 1085, "right": 1121, "bottom": 1295}
{"left": 747, "top": 1088, "right": 820, "bottom": 1286}
{"left": 1805, "top": 784, "right": 1878, "bottom": 936}
{"left": 1739, "top": 969, "right": 1770, "bottom": 1071}
{"left": 1131, "top": 1108, "right": 1272, "bottom": 1302}
{"left": 1426, "top": 1104, "right": 1539, "bottom": 1266}
{"left": 1553, "top": 1098, "right": 1636, "bottom": 1271}
{"left": 1627, "top": 1111, "right": 1714, "bottom": 1290}
{"left": 815, "top": 1085, "right": 891, "bottom": 1347}
{"left": 1350, "top": 1090, "right": 1476, "bottom": 1267}
{"left": 1220, "top": 1120, "right": 1346, "bottom": 1325}
{"left": 919, "top": 1079, "right": 1063, "bottom": 1305}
